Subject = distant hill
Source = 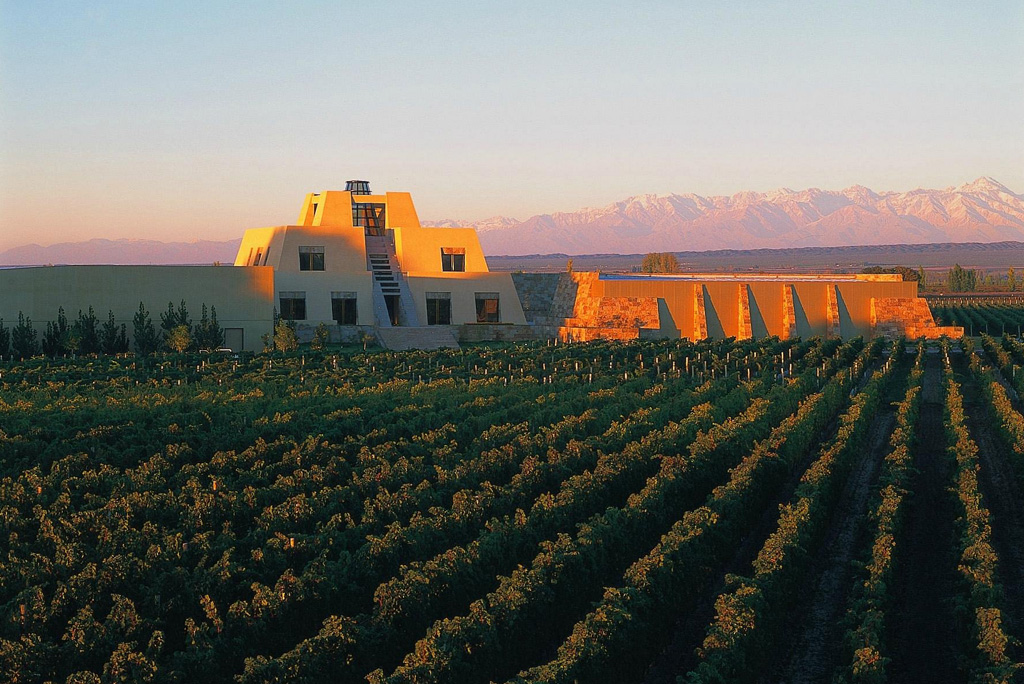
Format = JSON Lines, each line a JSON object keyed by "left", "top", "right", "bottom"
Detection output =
{"left": 0, "top": 238, "right": 242, "bottom": 266}
{"left": 426, "top": 177, "right": 1024, "bottom": 256}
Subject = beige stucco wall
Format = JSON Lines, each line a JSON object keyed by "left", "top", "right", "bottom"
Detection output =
{"left": 235, "top": 225, "right": 368, "bottom": 273}
{"left": 0, "top": 265, "right": 274, "bottom": 352}
{"left": 405, "top": 273, "right": 527, "bottom": 326}
{"left": 272, "top": 271, "right": 375, "bottom": 326}
{"left": 393, "top": 226, "right": 490, "bottom": 274}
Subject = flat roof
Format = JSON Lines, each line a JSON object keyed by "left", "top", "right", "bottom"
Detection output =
{"left": 600, "top": 273, "right": 903, "bottom": 282}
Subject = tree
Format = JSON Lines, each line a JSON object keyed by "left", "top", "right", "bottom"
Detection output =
{"left": 641, "top": 253, "right": 680, "bottom": 274}
{"left": 73, "top": 307, "right": 101, "bottom": 355}
{"left": 194, "top": 304, "right": 224, "bottom": 351}
{"left": 100, "top": 311, "right": 130, "bottom": 355}
{"left": 0, "top": 318, "right": 9, "bottom": 358}
{"left": 918, "top": 266, "right": 927, "bottom": 286}
{"left": 133, "top": 303, "right": 159, "bottom": 356}
{"left": 160, "top": 300, "right": 191, "bottom": 336}
{"left": 861, "top": 266, "right": 920, "bottom": 282}
{"left": 948, "top": 264, "right": 978, "bottom": 292}
{"left": 566, "top": 258, "right": 574, "bottom": 273}
{"left": 166, "top": 325, "right": 192, "bottom": 354}
{"left": 311, "top": 322, "right": 330, "bottom": 351}
{"left": 12, "top": 312, "right": 38, "bottom": 359}
{"left": 274, "top": 321, "right": 299, "bottom": 352}
{"left": 1009, "top": 267, "right": 1017, "bottom": 292}
{"left": 42, "top": 307, "right": 71, "bottom": 357}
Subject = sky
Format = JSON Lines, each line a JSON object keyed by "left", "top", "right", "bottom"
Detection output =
{"left": 1, "top": 1, "right": 1022, "bottom": 251}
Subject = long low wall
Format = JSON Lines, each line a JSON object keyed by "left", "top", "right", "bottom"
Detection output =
{"left": 513, "top": 272, "right": 962, "bottom": 341}
{"left": 0, "top": 265, "right": 275, "bottom": 352}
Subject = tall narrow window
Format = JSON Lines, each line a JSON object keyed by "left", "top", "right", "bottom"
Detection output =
{"left": 254, "top": 248, "right": 262, "bottom": 266}
{"left": 262, "top": 247, "right": 271, "bottom": 266}
{"left": 331, "top": 292, "right": 358, "bottom": 325}
{"left": 299, "top": 246, "right": 325, "bottom": 271}
{"left": 426, "top": 292, "right": 452, "bottom": 325}
{"left": 279, "top": 291, "right": 307, "bottom": 320}
{"left": 475, "top": 292, "right": 499, "bottom": 323}
{"left": 441, "top": 247, "right": 466, "bottom": 272}
{"left": 246, "top": 248, "right": 254, "bottom": 265}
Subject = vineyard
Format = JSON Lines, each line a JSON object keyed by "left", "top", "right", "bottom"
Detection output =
{"left": 2, "top": 336, "right": 1023, "bottom": 683}
{"left": 932, "top": 299, "right": 1024, "bottom": 338}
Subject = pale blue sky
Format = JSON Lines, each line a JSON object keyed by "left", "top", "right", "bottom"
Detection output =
{"left": 1, "top": 1, "right": 1021, "bottom": 250}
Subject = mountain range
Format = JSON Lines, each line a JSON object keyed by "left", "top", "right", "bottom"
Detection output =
{"left": 2, "top": 178, "right": 1022, "bottom": 264}
{"left": 427, "top": 177, "right": 1024, "bottom": 256}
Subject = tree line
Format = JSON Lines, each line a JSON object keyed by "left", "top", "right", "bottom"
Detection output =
{"left": 0, "top": 300, "right": 224, "bottom": 360}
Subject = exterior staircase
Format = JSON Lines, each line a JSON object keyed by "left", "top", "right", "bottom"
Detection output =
{"left": 376, "top": 326, "right": 460, "bottom": 351}
{"left": 365, "top": 235, "right": 420, "bottom": 328}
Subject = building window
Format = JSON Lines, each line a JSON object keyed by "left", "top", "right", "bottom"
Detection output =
{"left": 246, "top": 248, "right": 254, "bottom": 265}
{"left": 254, "top": 248, "right": 262, "bottom": 266}
{"left": 353, "top": 203, "right": 386, "bottom": 236}
{"left": 426, "top": 292, "right": 452, "bottom": 325}
{"left": 299, "top": 246, "right": 325, "bottom": 271}
{"left": 263, "top": 247, "right": 271, "bottom": 266}
{"left": 475, "top": 292, "right": 499, "bottom": 323}
{"left": 441, "top": 247, "right": 466, "bottom": 272}
{"left": 279, "top": 291, "right": 306, "bottom": 320}
{"left": 331, "top": 292, "right": 358, "bottom": 325}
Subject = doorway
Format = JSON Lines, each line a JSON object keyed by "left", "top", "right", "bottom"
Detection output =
{"left": 385, "top": 295, "right": 400, "bottom": 326}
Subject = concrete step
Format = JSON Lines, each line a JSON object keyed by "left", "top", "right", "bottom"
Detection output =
{"left": 376, "top": 326, "right": 461, "bottom": 351}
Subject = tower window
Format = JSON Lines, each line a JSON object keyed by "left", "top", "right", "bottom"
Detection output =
{"left": 441, "top": 247, "right": 466, "bottom": 272}
{"left": 426, "top": 292, "right": 452, "bottom": 325}
{"left": 331, "top": 291, "right": 358, "bottom": 325}
{"left": 353, "top": 203, "right": 386, "bottom": 236}
{"left": 279, "top": 291, "right": 307, "bottom": 320}
{"left": 475, "top": 292, "right": 499, "bottom": 323}
{"left": 299, "top": 246, "right": 325, "bottom": 271}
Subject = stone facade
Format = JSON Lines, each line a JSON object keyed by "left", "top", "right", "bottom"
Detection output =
{"left": 871, "top": 297, "right": 963, "bottom": 339}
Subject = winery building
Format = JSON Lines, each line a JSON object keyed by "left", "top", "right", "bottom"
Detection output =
{"left": 0, "top": 181, "right": 959, "bottom": 352}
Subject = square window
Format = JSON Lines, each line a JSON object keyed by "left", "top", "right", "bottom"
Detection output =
{"left": 279, "top": 291, "right": 306, "bottom": 320}
{"left": 426, "top": 292, "right": 452, "bottom": 325}
{"left": 299, "top": 246, "right": 325, "bottom": 271}
{"left": 475, "top": 292, "right": 499, "bottom": 323}
{"left": 441, "top": 247, "right": 466, "bottom": 272}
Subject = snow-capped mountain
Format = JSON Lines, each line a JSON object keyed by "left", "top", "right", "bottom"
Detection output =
{"left": 425, "top": 177, "right": 1024, "bottom": 256}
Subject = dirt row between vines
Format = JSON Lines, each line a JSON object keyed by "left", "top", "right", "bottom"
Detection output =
{"left": 771, "top": 358, "right": 909, "bottom": 684}
{"left": 639, "top": 359, "right": 899, "bottom": 684}
{"left": 958, "top": 354, "right": 1024, "bottom": 668}
{"left": 887, "top": 349, "right": 963, "bottom": 683}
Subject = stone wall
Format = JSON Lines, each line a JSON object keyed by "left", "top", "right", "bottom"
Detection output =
{"left": 871, "top": 297, "right": 963, "bottom": 339}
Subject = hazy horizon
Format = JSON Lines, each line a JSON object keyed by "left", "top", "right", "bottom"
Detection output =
{"left": 2, "top": 1, "right": 1022, "bottom": 251}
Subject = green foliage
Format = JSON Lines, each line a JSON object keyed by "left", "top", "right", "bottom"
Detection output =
{"left": 641, "top": 252, "right": 680, "bottom": 274}
{"left": 948, "top": 264, "right": 979, "bottom": 292}
{"left": 73, "top": 306, "right": 101, "bottom": 355}
{"left": 6, "top": 337, "right": 1015, "bottom": 684}
{"left": 133, "top": 303, "right": 159, "bottom": 356}
{"left": 311, "top": 322, "right": 330, "bottom": 351}
{"left": 160, "top": 300, "right": 192, "bottom": 337}
{"left": 0, "top": 317, "right": 9, "bottom": 357}
{"left": 12, "top": 311, "right": 39, "bottom": 359}
{"left": 861, "top": 266, "right": 920, "bottom": 282}
{"left": 42, "top": 307, "right": 70, "bottom": 357}
{"left": 274, "top": 321, "right": 299, "bottom": 352}
{"left": 99, "top": 310, "right": 130, "bottom": 355}
{"left": 165, "top": 324, "right": 192, "bottom": 354}
{"left": 194, "top": 304, "right": 225, "bottom": 351}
